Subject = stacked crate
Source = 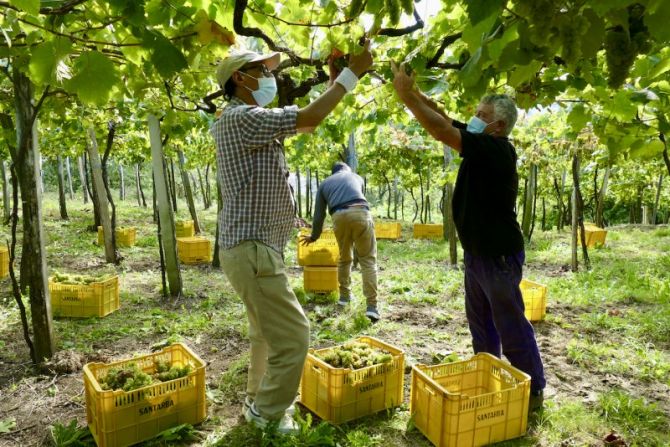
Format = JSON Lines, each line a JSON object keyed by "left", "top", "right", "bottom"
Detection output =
{"left": 413, "top": 223, "right": 443, "bottom": 240}
{"left": 375, "top": 221, "right": 402, "bottom": 240}
{"left": 97, "top": 226, "right": 137, "bottom": 248}
{"left": 579, "top": 223, "right": 607, "bottom": 248}
{"left": 176, "top": 236, "right": 212, "bottom": 265}
{"left": 175, "top": 220, "right": 195, "bottom": 238}
{"left": 298, "top": 229, "right": 339, "bottom": 293}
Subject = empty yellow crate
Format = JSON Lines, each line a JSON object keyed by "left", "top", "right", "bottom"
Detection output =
{"left": 413, "top": 223, "right": 443, "bottom": 239}
{"left": 98, "top": 226, "right": 137, "bottom": 248}
{"left": 84, "top": 343, "right": 207, "bottom": 447}
{"left": 520, "top": 279, "right": 547, "bottom": 322}
{"left": 375, "top": 222, "right": 402, "bottom": 240}
{"left": 410, "top": 353, "right": 530, "bottom": 447}
{"left": 177, "top": 236, "right": 212, "bottom": 264}
{"left": 297, "top": 229, "right": 339, "bottom": 266}
{"left": 579, "top": 224, "right": 607, "bottom": 248}
{"left": 50, "top": 276, "right": 119, "bottom": 318}
{"left": 304, "top": 266, "right": 338, "bottom": 293}
{"left": 300, "top": 336, "right": 404, "bottom": 424}
{"left": 0, "top": 245, "right": 8, "bottom": 278}
{"left": 175, "top": 220, "right": 194, "bottom": 238}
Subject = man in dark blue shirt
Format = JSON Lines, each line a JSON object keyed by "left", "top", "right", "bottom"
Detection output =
{"left": 391, "top": 62, "right": 545, "bottom": 411}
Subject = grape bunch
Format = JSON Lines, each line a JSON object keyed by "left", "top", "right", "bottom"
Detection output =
{"left": 605, "top": 3, "right": 651, "bottom": 89}
{"left": 52, "top": 271, "right": 114, "bottom": 285}
{"left": 98, "top": 360, "right": 192, "bottom": 391}
{"left": 347, "top": 0, "right": 413, "bottom": 26}
{"left": 316, "top": 341, "right": 393, "bottom": 370}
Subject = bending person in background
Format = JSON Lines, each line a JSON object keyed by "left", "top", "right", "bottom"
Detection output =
{"left": 390, "top": 62, "right": 546, "bottom": 411}
{"left": 301, "top": 162, "right": 380, "bottom": 322}
{"left": 210, "top": 42, "right": 372, "bottom": 435}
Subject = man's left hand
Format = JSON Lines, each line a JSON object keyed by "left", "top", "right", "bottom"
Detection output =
{"left": 391, "top": 61, "right": 416, "bottom": 97}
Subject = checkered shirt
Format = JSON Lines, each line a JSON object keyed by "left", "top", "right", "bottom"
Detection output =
{"left": 210, "top": 97, "right": 298, "bottom": 253}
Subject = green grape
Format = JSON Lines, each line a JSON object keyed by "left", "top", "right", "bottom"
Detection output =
{"left": 348, "top": 0, "right": 365, "bottom": 18}
{"left": 400, "top": 0, "right": 413, "bottom": 16}
{"left": 386, "top": 0, "right": 401, "bottom": 26}
{"left": 605, "top": 27, "right": 636, "bottom": 89}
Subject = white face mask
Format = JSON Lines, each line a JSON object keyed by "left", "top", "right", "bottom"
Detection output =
{"left": 466, "top": 116, "right": 490, "bottom": 134}
{"left": 240, "top": 72, "right": 277, "bottom": 107}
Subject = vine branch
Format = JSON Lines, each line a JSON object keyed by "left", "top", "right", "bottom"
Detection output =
{"left": 426, "top": 32, "right": 463, "bottom": 68}
{"left": 378, "top": 8, "right": 424, "bottom": 37}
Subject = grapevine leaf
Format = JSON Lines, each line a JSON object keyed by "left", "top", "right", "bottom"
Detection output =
{"left": 508, "top": 61, "right": 542, "bottom": 87}
{"left": 142, "top": 29, "right": 188, "bottom": 78}
{"left": 65, "top": 51, "right": 119, "bottom": 106}
{"left": 567, "top": 104, "right": 589, "bottom": 132}
{"left": 28, "top": 37, "right": 72, "bottom": 85}
{"left": 9, "top": 0, "right": 39, "bottom": 15}
{"left": 463, "top": 0, "right": 506, "bottom": 26}
{"left": 646, "top": 1, "right": 670, "bottom": 42}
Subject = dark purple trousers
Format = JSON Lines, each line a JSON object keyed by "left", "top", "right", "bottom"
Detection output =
{"left": 464, "top": 251, "right": 546, "bottom": 393}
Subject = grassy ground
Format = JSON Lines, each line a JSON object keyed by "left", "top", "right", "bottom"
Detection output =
{"left": 0, "top": 195, "right": 668, "bottom": 446}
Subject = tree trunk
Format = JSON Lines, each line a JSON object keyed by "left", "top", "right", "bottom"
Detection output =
{"left": 418, "top": 171, "right": 425, "bottom": 223}
{"left": 11, "top": 70, "right": 54, "bottom": 362}
{"left": 595, "top": 166, "right": 610, "bottom": 228}
{"left": 65, "top": 156, "right": 74, "bottom": 200}
{"left": 177, "top": 150, "right": 201, "bottom": 234}
{"left": 529, "top": 166, "right": 538, "bottom": 240}
{"left": 197, "top": 168, "right": 209, "bottom": 209}
{"left": 306, "top": 168, "right": 312, "bottom": 218}
{"left": 571, "top": 187, "right": 578, "bottom": 272}
{"left": 393, "top": 177, "right": 399, "bottom": 220}
{"left": 212, "top": 184, "right": 223, "bottom": 268}
{"left": 85, "top": 152, "right": 101, "bottom": 229}
{"left": 135, "top": 164, "right": 142, "bottom": 206}
{"left": 87, "top": 127, "right": 116, "bottom": 264}
{"left": 662, "top": 135, "right": 670, "bottom": 177}
{"left": 408, "top": 187, "right": 419, "bottom": 222}
{"left": 205, "top": 163, "right": 212, "bottom": 209}
{"left": 1, "top": 159, "right": 10, "bottom": 224}
{"left": 56, "top": 155, "right": 68, "bottom": 220}
{"left": 344, "top": 132, "right": 358, "bottom": 172}
{"left": 118, "top": 163, "right": 125, "bottom": 201}
{"left": 296, "top": 170, "right": 302, "bottom": 218}
{"left": 521, "top": 164, "right": 537, "bottom": 240}
{"left": 137, "top": 163, "right": 147, "bottom": 207}
{"left": 652, "top": 174, "right": 663, "bottom": 225}
{"left": 541, "top": 198, "right": 546, "bottom": 231}
{"left": 571, "top": 154, "right": 590, "bottom": 271}
{"left": 77, "top": 155, "right": 89, "bottom": 204}
{"left": 148, "top": 114, "right": 183, "bottom": 298}
{"left": 169, "top": 158, "right": 178, "bottom": 212}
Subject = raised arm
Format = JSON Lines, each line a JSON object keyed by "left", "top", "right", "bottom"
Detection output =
{"left": 295, "top": 41, "right": 373, "bottom": 133}
{"left": 390, "top": 62, "right": 462, "bottom": 152}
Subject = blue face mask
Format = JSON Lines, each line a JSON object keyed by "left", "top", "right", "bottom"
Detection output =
{"left": 466, "top": 116, "right": 490, "bottom": 134}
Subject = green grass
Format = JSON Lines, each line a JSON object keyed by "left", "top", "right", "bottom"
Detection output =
{"left": 0, "top": 194, "right": 669, "bottom": 446}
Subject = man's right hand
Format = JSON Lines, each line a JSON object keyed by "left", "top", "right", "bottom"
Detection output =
{"left": 300, "top": 234, "right": 316, "bottom": 246}
{"left": 348, "top": 39, "right": 373, "bottom": 78}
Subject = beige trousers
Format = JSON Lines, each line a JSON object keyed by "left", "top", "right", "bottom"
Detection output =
{"left": 220, "top": 240, "right": 310, "bottom": 420}
{"left": 332, "top": 208, "right": 378, "bottom": 307}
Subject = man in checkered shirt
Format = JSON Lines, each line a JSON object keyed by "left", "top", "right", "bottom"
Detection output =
{"left": 211, "top": 43, "right": 372, "bottom": 435}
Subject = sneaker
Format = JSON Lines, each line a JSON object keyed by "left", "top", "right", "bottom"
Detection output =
{"left": 244, "top": 402, "right": 299, "bottom": 435}
{"left": 243, "top": 396, "right": 296, "bottom": 417}
{"left": 337, "top": 296, "right": 350, "bottom": 307}
{"left": 529, "top": 389, "right": 544, "bottom": 412}
{"left": 365, "top": 306, "right": 380, "bottom": 322}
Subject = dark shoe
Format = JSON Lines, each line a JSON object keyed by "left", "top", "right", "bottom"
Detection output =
{"left": 337, "top": 296, "right": 350, "bottom": 307}
{"left": 529, "top": 389, "right": 544, "bottom": 412}
{"left": 365, "top": 306, "right": 380, "bottom": 322}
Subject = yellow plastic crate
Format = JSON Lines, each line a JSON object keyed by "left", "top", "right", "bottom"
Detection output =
{"left": 300, "top": 336, "right": 404, "bottom": 424}
{"left": 413, "top": 223, "right": 443, "bottom": 239}
{"left": 49, "top": 276, "right": 119, "bottom": 318}
{"left": 410, "top": 353, "right": 530, "bottom": 447}
{"left": 83, "top": 343, "right": 207, "bottom": 447}
{"left": 297, "top": 229, "right": 339, "bottom": 266}
{"left": 579, "top": 224, "right": 607, "bottom": 248}
{"left": 304, "top": 266, "right": 338, "bottom": 293}
{"left": 176, "top": 236, "right": 212, "bottom": 265}
{"left": 375, "top": 222, "right": 402, "bottom": 240}
{"left": 98, "top": 226, "right": 137, "bottom": 248}
{"left": 175, "top": 220, "right": 194, "bottom": 238}
{"left": 520, "top": 279, "right": 547, "bottom": 322}
{"left": 0, "top": 245, "right": 8, "bottom": 278}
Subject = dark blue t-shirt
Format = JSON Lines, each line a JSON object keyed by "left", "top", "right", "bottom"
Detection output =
{"left": 451, "top": 120, "right": 524, "bottom": 256}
